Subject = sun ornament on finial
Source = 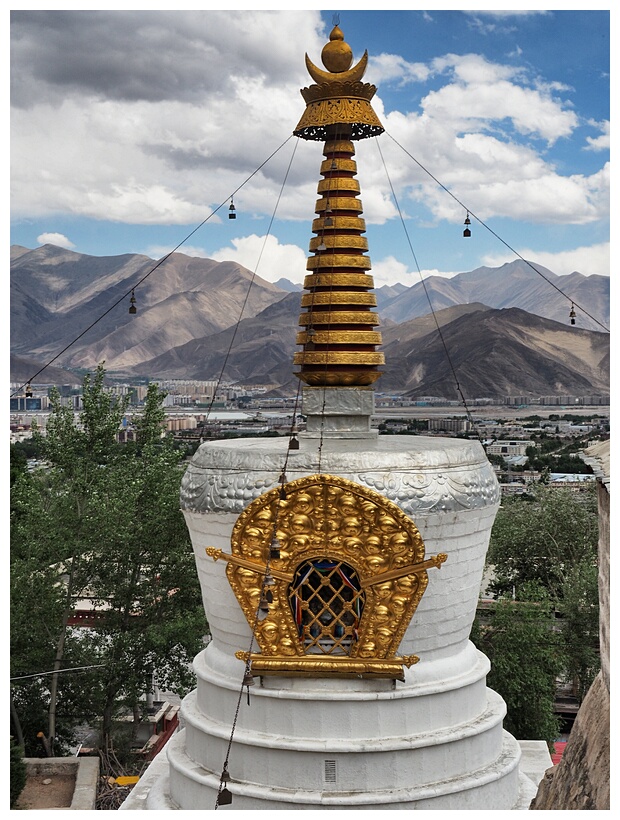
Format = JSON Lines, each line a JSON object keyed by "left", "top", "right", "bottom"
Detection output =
{"left": 321, "top": 24, "right": 353, "bottom": 73}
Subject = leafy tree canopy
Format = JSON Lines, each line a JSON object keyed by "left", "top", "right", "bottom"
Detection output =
{"left": 11, "top": 365, "right": 207, "bottom": 756}
{"left": 472, "top": 584, "right": 564, "bottom": 744}
{"left": 486, "top": 484, "right": 598, "bottom": 601}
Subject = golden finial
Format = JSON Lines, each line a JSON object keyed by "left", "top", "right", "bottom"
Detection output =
{"left": 294, "top": 25, "right": 383, "bottom": 142}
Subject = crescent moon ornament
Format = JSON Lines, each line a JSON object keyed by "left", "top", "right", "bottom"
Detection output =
{"left": 305, "top": 50, "right": 369, "bottom": 85}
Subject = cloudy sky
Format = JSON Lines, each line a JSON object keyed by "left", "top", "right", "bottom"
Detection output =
{"left": 10, "top": 5, "right": 611, "bottom": 287}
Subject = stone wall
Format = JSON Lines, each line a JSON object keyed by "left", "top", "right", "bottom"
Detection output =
{"left": 530, "top": 673, "right": 609, "bottom": 810}
{"left": 597, "top": 479, "right": 610, "bottom": 692}
{"left": 23, "top": 757, "right": 100, "bottom": 810}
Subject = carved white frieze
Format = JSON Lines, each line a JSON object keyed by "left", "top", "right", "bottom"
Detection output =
{"left": 180, "top": 437, "right": 500, "bottom": 515}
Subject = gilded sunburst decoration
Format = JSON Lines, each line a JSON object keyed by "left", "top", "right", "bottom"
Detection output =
{"left": 206, "top": 474, "right": 446, "bottom": 680}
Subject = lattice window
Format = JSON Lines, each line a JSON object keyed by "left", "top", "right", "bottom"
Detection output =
{"left": 289, "top": 558, "right": 364, "bottom": 655}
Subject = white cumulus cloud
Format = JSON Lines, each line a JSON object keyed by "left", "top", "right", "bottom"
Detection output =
{"left": 481, "top": 242, "right": 610, "bottom": 278}
{"left": 36, "top": 232, "right": 75, "bottom": 249}
{"left": 210, "top": 234, "right": 308, "bottom": 285}
{"left": 585, "top": 120, "right": 610, "bottom": 152}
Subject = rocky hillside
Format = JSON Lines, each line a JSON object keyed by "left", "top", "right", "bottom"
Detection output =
{"left": 11, "top": 246, "right": 610, "bottom": 398}
{"left": 11, "top": 244, "right": 288, "bottom": 371}
{"left": 10, "top": 354, "right": 78, "bottom": 386}
{"left": 125, "top": 297, "right": 609, "bottom": 400}
{"left": 379, "top": 305, "right": 609, "bottom": 398}
{"left": 380, "top": 260, "right": 609, "bottom": 333}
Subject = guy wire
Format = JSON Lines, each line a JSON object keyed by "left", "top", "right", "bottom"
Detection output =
{"left": 12, "top": 135, "right": 295, "bottom": 397}
{"left": 384, "top": 131, "right": 609, "bottom": 334}
{"left": 375, "top": 138, "right": 484, "bottom": 443}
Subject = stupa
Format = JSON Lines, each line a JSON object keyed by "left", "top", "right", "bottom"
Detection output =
{"left": 121, "top": 24, "right": 546, "bottom": 811}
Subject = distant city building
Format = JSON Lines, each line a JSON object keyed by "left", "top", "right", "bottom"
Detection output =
{"left": 486, "top": 440, "right": 529, "bottom": 457}
{"left": 59, "top": 395, "right": 83, "bottom": 410}
{"left": 549, "top": 473, "right": 595, "bottom": 485}
{"left": 10, "top": 396, "right": 48, "bottom": 412}
{"left": 427, "top": 418, "right": 471, "bottom": 433}
{"left": 155, "top": 379, "right": 218, "bottom": 396}
{"left": 505, "top": 395, "right": 609, "bottom": 406}
{"left": 165, "top": 416, "right": 198, "bottom": 432}
{"left": 133, "top": 385, "right": 150, "bottom": 402}
{"left": 504, "top": 396, "right": 538, "bottom": 406}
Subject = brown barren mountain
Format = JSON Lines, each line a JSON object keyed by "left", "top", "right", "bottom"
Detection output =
{"left": 379, "top": 306, "right": 609, "bottom": 398}
{"left": 380, "top": 260, "right": 609, "bottom": 333}
{"left": 11, "top": 245, "right": 288, "bottom": 372}
{"left": 127, "top": 298, "right": 608, "bottom": 400}
{"left": 11, "top": 246, "right": 609, "bottom": 399}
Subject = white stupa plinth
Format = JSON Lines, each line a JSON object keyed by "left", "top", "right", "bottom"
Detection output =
{"left": 121, "top": 388, "right": 539, "bottom": 810}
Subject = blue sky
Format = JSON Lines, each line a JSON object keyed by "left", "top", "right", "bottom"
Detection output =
{"left": 10, "top": 5, "right": 611, "bottom": 286}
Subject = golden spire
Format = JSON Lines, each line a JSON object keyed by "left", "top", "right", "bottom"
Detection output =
{"left": 293, "top": 25, "right": 385, "bottom": 387}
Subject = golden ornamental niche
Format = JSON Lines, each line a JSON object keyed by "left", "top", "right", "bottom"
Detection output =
{"left": 206, "top": 474, "right": 446, "bottom": 680}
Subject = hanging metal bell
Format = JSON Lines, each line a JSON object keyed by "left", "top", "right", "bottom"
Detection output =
{"left": 229, "top": 199, "right": 236, "bottom": 219}
{"left": 218, "top": 786, "right": 233, "bottom": 805}
{"left": 221, "top": 766, "right": 231, "bottom": 782}
{"left": 569, "top": 304, "right": 576, "bottom": 325}
{"left": 269, "top": 537, "right": 281, "bottom": 560}
{"left": 242, "top": 669, "right": 255, "bottom": 688}
{"left": 25, "top": 383, "right": 33, "bottom": 398}
{"left": 463, "top": 213, "right": 471, "bottom": 237}
{"left": 129, "top": 290, "right": 137, "bottom": 314}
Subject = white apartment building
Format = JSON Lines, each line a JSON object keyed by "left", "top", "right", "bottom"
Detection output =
{"left": 486, "top": 440, "right": 529, "bottom": 457}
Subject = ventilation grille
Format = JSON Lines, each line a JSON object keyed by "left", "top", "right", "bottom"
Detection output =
{"left": 324, "top": 759, "right": 337, "bottom": 783}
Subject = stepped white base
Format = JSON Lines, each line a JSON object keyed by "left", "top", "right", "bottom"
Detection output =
{"left": 121, "top": 641, "right": 545, "bottom": 811}
{"left": 122, "top": 733, "right": 540, "bottom": 811}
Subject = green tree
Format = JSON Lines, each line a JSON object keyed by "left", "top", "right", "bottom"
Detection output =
{"left": 10, "top": 737, "right": 27, "bottom": 808}
{"left": 486, "top": 485, "right": 598, "bottom": 601}
{"left": 560, "top": 557, "right": 600, "bottom": 702}
{"left": 90, "top": 430, "right": 206, "bottom": 747}
{"left": 10, "top": 366, "right": 207, "bottom": 757}
{"left": 10, "top": 439, "right": 45, "bottom": 484}
{"left": 10, "top": 463, "right": 98, "bottom": 756}
{"left": 10, "top": 443, "right": 28, "bottom": 484}
{"left": 472, "top": 585, "right": 564, "bottom": 744}
{"left": 483, "top": 484, "right": 600, "bottom": 710}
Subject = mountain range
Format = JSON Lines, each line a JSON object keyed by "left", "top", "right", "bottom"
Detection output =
{"left": 11, "top": 245, "right": 610, "bottom": 399}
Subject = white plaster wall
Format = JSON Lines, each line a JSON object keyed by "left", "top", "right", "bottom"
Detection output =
{"left": 402, "top": 505, "right": 498, "bottom": 660}
{"left": 178, "top": 687, "right": 507, "bottom": 789}
{"left": 184, "top": 510, "right": 253, "bottom": 652}
{"left": 166, "top": 727, "right": 524, "bottom": 810}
